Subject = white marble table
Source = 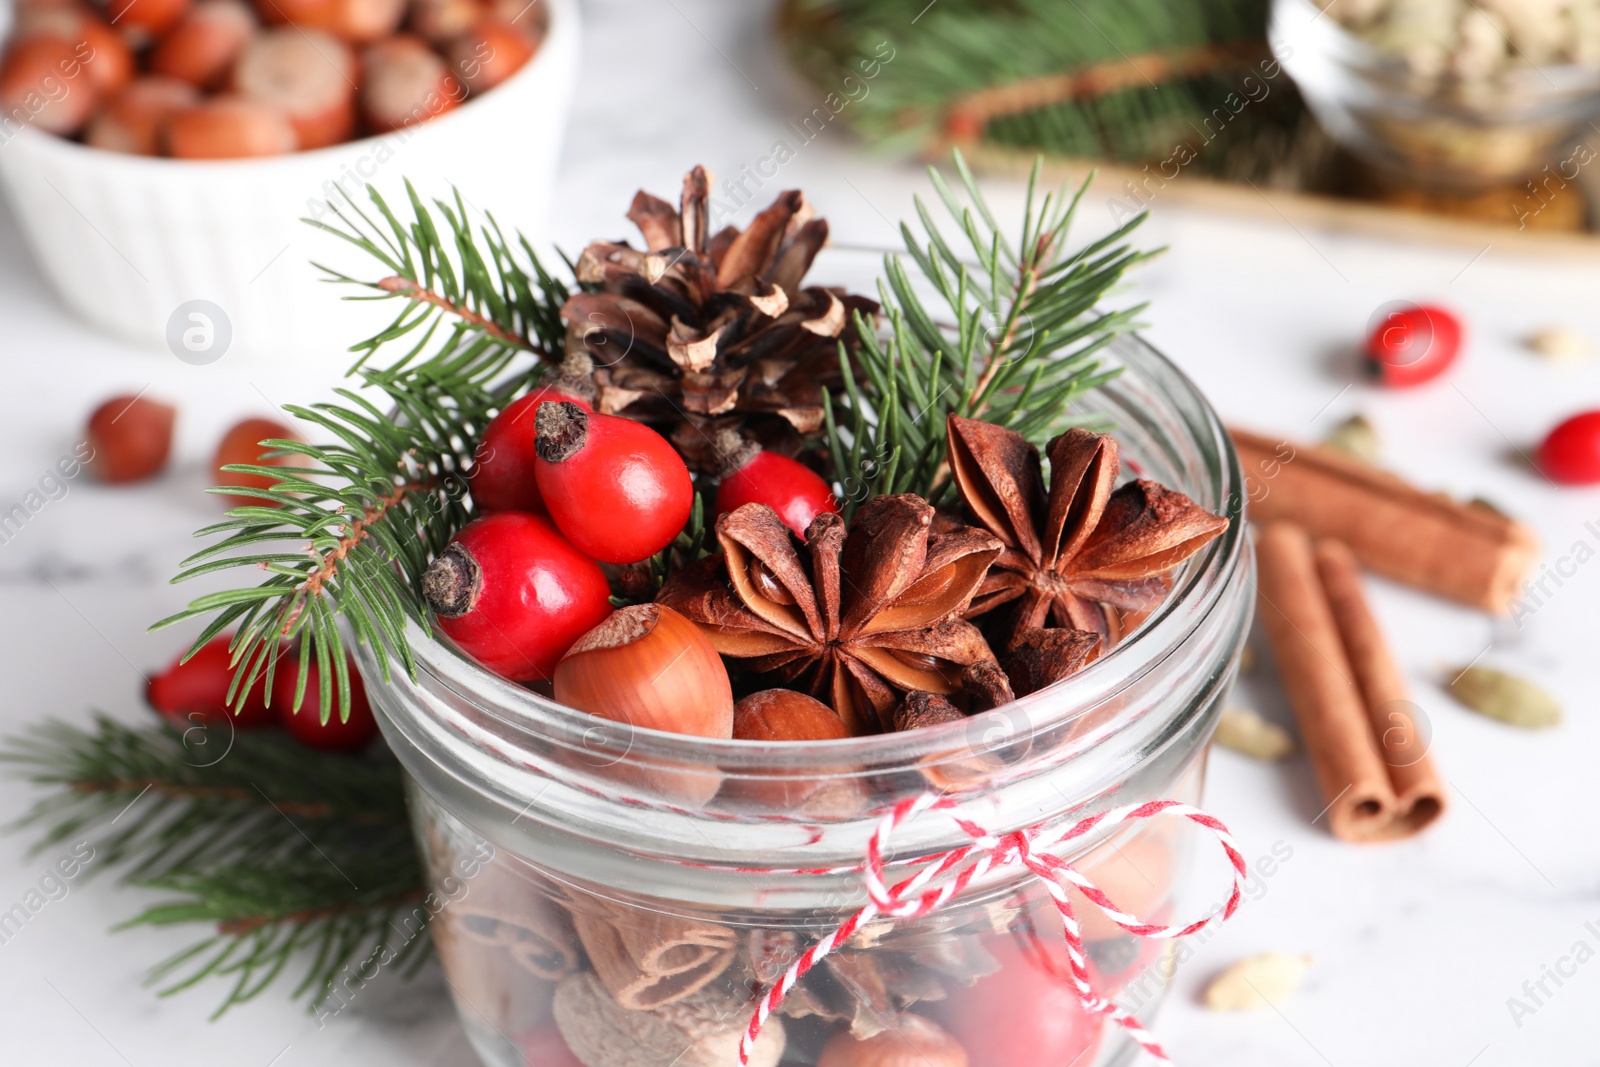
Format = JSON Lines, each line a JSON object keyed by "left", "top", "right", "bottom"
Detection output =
{"left": 2, "top": 1, "right": 1598, "bottom": 1065}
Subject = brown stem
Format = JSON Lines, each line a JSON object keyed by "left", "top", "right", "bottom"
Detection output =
{"left": 280, "top": 480, "right": 426, "bottom": 636}
{"left": 969, "top": 232, "right": 1050, "bottom": 411}
{"left": 941, "top": 40, "right": 1271, "bottom": 140}
{"left": 377, "top": 276, "right": 537, "bottom": 352}
{"left": 217, "top": 888, "right": 426, "bottom": 936}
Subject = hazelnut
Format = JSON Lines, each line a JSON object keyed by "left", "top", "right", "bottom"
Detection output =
{"left": 149, "top": 0, "right": 258, "bottom": 89}
{"left": 86, "top": 77, "right": 200, "bottom": 155}
{"left": 359, "top": 33, "right": 463, "bottom": 131}
{"left": 212, "top": 416, "right": 303, "bottom": 505}
{"left": 231, "top": 28, "right": 356, "bottom": 149}
{"left": 85, "top": 394, "right": 177, "bottom": 484}
{"left": 817, "top": 1013, "right": 969, "bottom": 1067}
{"left": 730, "top": 689, "right": 866, "bottom": 813}
{"left": 553, "top": 971, "right": 786, "bottom": 1067}
{"left": 443, "top": 13, "right": 534, "bottom": 94}
{"left": 0, "top": 36, "right": 101, "bottom": 135}
{"left": 164, "top": 96, "right": 298, "bottom": 158}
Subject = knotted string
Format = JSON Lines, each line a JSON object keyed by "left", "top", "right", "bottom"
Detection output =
{"left": 739, "top": 793, "right": 1248, "bottom": 1064}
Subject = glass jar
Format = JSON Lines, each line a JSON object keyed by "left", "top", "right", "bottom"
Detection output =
{"left": 357, "top": 331, "right": 1253, "bottom": 1067}
{"left": 1271, "top": 0, "right": 1600, "bottom": 189}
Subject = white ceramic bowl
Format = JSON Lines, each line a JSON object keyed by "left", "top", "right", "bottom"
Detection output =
{"left": 0, "top": 0, "right": 578, "bottom": 358}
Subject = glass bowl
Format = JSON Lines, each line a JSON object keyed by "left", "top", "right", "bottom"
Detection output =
{"left": 1271, "top": 0, "right": 1600, "bottom": 189}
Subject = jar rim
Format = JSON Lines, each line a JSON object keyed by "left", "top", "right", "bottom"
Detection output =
{"left": 369, "top": 326, "right": 1248, "bottom": 780}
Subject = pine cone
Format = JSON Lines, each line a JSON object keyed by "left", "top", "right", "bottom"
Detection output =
{"left": 564, "top": 166, "right": 878, "bottom": 471}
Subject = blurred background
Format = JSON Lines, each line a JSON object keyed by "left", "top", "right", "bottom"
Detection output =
{"left": 2, "top": 0, "right": 1598, "bottom": 1064}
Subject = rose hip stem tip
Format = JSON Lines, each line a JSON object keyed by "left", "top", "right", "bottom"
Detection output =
{"left": 535, "top": 400, "right": 589, "bottom": 463}
{"left": 422, "top": 542, "right": 481, "bottom": 618}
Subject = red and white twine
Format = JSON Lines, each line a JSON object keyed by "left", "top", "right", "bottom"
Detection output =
{"left": 738, "top": 793, "right": 1248, "bottom": 1065}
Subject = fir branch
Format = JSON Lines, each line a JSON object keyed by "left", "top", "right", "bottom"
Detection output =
{"left": 825, "top": 152, "right": 1154, "bottom": 516}
{"left": 1, "top": 716, "right": 422, "bottom": 1015}
{"left": 156, "top": 182, "right": 577, "bottom": 721}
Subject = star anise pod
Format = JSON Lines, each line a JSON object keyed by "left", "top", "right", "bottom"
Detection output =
{"left": 947, "top": 415, "right": 1229, "bottom": 649}
{"left": 656, "top": 495, "right": 1001, "bottom": 734}
{"left": 564, "top": 166, "right": 878, "bottom": 471}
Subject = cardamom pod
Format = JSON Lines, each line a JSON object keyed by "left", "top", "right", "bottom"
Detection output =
{"left": 1214, "top": 708, "right": 1296, "bottom": 761}
{"left": 1204, "top": 952, "right": 1312, "bottom": 1011}
{"left": 1447, "top": 666, "right": 1561, "bottom": 729}
{"left": 1527, "top": 327, "right": 1588, "bottom": 362}
{"left": 1321, "top": 414, "right": 1380, "bottom": 466}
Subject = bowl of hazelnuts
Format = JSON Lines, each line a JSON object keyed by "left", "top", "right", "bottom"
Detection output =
{"left": 0, "top": 0, "right": 576, "bottom": 357}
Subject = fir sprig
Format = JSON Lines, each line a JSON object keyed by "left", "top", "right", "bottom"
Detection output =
{"left": 152, "top": 184, "right": 572, "bottom": 721}
{"left": 1, "top": 715, "right": 421, "bottom": 1014}
{"left": 824, "top": 153, "right": 1153, "bottom": 516}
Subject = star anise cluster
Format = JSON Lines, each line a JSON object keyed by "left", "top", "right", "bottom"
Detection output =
{"left": 948, "top": 414, "right": 1229, "bottom": 691}
{"left": 656, "top": 495, "right": 1001, "bottom": 735}
{"left": 563, "top": 166, "right": 878, "bottom": 471}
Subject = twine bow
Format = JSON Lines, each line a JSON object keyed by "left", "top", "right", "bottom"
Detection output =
{"left": 739, "top": 793, "right": 1248, "bottom": 1065}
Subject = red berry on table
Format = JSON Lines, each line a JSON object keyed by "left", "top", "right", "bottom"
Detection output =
{"left": 468, "top": 384, "right": 593, "bottom": 515}
{"left": 713, "top": 433, "right": 837, "bottom": 539}
{"left": 272, "top": 655, "right": 377, "bottom": 751}
{"left": 85, "top": 394, "right": 176, "bottom": 484}
{"left": 146, "top": 635, "right": 275, "bottom": 728}
{"left": 1364, "top": 303, "right": 1461, "bottom": 387}
{"left": 1538, "top": 411, "right": 1600, "bottom": 485}
{"left": 423, "top": 512, "right": 613, "bottom": 681}
{"left": 533, "top": 402, "right": 693, "bottom": 565}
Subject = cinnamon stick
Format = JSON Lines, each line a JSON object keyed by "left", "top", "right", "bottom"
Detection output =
{"left": 1231, "top": 427, "right": 1538, "bottom": 612}
{"left": 1315, "top": 539, "right": 1446, "bottom": 836}
{"left": 1253, "top": 523, "right": 1445, "bottom": 842}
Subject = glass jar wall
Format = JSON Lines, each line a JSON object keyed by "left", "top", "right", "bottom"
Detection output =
{"left": 358, "top": 331, "right": 1254, "bottom": 1067}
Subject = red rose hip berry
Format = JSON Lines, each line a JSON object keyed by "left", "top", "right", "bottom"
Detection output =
{"left": 468, "top": 376, "right": 594, "bottom": 515}
{"left": 146, "top": 635, "right": 274, "bottom": 728}
{"left": 533, "top": 402, "right": 693, "bottom": 564}
{"left": 423, "top": 512, "right": 613, "bottom": 681}
{"left": 273, "top": 655, "right": 378, "bottom": 751}
{"left": 1364, "top": 303, "right": 1461, "bottom": 387}
{"left": 713, "top": 431, "right": 836, "bottom": 539}
{"left": 1539, "top": 411, "right": 1600, "bottom": 485}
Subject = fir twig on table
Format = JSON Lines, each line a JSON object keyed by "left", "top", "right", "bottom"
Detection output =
{"left": 1, "top": 715, "right": 423, "bottom": 1015}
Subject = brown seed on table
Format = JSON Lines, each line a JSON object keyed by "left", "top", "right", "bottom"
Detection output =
{"left": 360, "top": 34, "right": 464, "bottom": 131}
{"left": 444, "top": 14, "right": 534, "bottom": 93}
{"left": 0, "top": 36, "right": 102, "bottom": 136}
{"left": 212, "top": 416, "right": 302, "bottom": 505}
{"left": 231, "top": 28, "right": 356, "bottom": 149}
{"left": 149, "top": 0, "right": 258, "bottom": 89}
{"left": 86, "top": 77, "right": 200, "bottom": 154}
{"left": 85, "top": 395, "right": 176, "bottom": 484}
{"left": 165, "top": 95, "right": 298, "bottom": 157}
{"left": 817, "top": 1013, "right": 969, "bottom": 1067}
{"left": 14, "top": 8, "right": 135, "bottom": 95}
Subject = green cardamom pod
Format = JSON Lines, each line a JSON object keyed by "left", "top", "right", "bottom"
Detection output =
{"left": 1447, "top": 666, "right": 1561, "bottom": 729}
{"left": 1322, "top": 414, "right": 1380, "bottom": 466}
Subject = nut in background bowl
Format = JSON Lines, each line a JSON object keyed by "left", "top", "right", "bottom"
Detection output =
{"left": 0, "top": 0, "right": 579, "bottom": 359}
{"left": 1271, "top": 0, "right": 1600, "bottom": 190}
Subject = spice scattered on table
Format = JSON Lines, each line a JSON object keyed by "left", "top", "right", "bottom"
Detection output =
{"left": 1203, "top": 952, "right": 1312, "bottom": 1011}
{"left": 1214, "top": 707, "right": 1297, "bottom": 761}
{"left": 1447, "top": 665, "right": 1562, "bottom": 729}
{"left": 1321, "top": 413, "right": 1381, "bottom": 466}
{"left": 1527, "top": 327, "right": 1589, "bottom": 363}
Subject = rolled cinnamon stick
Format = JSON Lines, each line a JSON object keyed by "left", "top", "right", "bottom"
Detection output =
{"left": 1315, "top": 539, "right": 1446, "bottom": 836}
{"left": 1231, "top": 427, "right": 1538, "bottom": 612}
{"left": 1253, "top": 523, "right": 1445, "bottom": 842}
